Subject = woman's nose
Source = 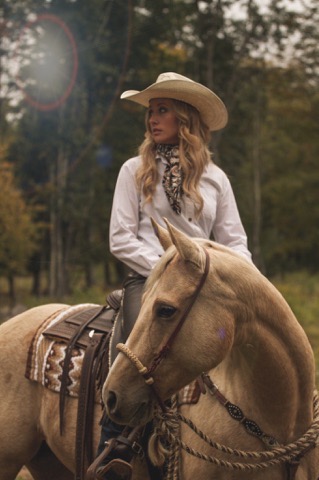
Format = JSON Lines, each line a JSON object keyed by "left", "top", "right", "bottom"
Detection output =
{"left": 149, "top": 114, "right": 158, "bottom": 125}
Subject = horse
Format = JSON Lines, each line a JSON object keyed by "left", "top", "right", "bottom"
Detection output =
{"left": 0, "top": 219, "right": 318, "bottom": 480}
{"left": 0, "top": 301, "right": 151, "bottom": 480}
{"left": 102, "top": 219, "right": 319, "bottom": 479}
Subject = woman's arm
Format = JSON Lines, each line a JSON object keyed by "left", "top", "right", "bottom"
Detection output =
{"left": 109, "top": 159, "right": 160, "bottom": 277}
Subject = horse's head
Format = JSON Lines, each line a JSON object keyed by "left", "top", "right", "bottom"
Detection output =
{"left": 102, "top": 219, "right": 253, "bottom": 426}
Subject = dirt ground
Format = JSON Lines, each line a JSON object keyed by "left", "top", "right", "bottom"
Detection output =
{"left": 16, "top": 467, "right": 34, "bottom": 480}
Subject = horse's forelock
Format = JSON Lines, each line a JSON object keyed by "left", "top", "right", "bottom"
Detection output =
{"left": 145, "top": 246, "right": 176, "bottom": 293}
{"left": 145, "top": 240, "right": 209, "bottom": 297}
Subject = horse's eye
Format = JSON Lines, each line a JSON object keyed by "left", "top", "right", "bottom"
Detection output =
{"left": 157, "top": 305, "right": 176, "bottom": 318}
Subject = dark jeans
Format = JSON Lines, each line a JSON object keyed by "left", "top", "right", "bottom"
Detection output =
{"left": 97, "top": 271, "right": 146, "bottom": 456}
{"left": 109, "top": 271, "right": 146, "bottom": 364}
{"left": 121, "top": 271, "right": 146, "bottom": 342}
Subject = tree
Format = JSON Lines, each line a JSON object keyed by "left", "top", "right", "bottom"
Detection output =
{"left": 261, "top": 66, "right": 319, "bottom": 274}
{"left": 1, "top": 0, "right": 318, "bottom": 299}
{"left": 5, "top": 0, "right": 134, "bottom": 295}
{"left": 0, "top": 159, "right": 37, "bottom": 301}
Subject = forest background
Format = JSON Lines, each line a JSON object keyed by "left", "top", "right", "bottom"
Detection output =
{"left": 0, "top": 0, "right": 318, "bottom": 352}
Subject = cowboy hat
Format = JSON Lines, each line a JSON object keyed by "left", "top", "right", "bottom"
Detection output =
{"left": 120, "top": 72, "right": 228, "bottom": 131}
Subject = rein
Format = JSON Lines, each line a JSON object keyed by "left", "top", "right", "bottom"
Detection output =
{"left": 200, "top": 373, "right": 279, "bottom": 449}
{"left": 117, "top": 248, "right": 210, "bottom": 395}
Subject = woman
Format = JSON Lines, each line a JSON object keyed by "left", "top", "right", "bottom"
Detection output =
{"left": 96, "top": 72, "right": 252, "bottom": 479}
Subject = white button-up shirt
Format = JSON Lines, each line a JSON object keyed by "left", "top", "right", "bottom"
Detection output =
{"left": 109, "top": 155, "right": 252, "bottom": 277}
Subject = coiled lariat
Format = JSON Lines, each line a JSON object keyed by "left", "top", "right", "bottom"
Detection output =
{"left": 116, "top": 342, "right": 319, "bottom": 478}
{"left": 151, "top": 390, "right": 319, "bottom": 477}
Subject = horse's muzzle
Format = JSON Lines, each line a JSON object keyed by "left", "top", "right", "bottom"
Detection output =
{"left": 103, "top": 385, "right": 154, "bottom": 426}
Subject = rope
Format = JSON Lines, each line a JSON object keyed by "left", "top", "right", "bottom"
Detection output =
{"left": 116, "top": 339, "right": 319, "bottom": 473}
{"left": 164, "top": 395, "right": 180, "bottom": 480}
{"left": 117, "top": 343, "right": 154, "bottom": 385}
{"left": 154, "top": 390, "right": 319, "bottom": 474}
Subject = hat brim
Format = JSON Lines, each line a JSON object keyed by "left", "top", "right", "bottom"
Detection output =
{"left": 121, "top": 79, "right": 228, "bottom": 131}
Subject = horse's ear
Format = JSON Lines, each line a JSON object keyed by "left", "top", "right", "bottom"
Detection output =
{"left": 163, "top": 219, "right": 206, "bottom": 271}
{"left": 151, "top": 217, "right": 173, "bottom": 251}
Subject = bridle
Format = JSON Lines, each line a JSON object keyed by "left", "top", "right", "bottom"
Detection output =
{"left": 116, "top": 248, "right": 319, "bottom": 479}
{"left": 117, "top": 247, "right": 210, "bottom": 406}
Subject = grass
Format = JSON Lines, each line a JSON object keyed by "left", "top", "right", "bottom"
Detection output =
{"left": 272, "top": 271, "right": 319, "bottom": 384}
{"left": 0, "top": 270, "right": 111, "bottom": 313}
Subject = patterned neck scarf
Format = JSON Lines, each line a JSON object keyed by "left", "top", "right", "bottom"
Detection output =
{"left": 156, "top": 144, "right": 183, "bottom": 215}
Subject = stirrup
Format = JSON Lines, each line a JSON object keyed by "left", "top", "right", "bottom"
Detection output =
{"left": 96, "top": 458, "right": 133, "bottom": 479}
{"left": 85, "top": 437, "right": 118, "bottom": 480}
{"left": 86, "top": 427, "right": 143, "bottom": 480}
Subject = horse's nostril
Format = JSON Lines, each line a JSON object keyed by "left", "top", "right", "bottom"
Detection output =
{"left": 106, "top": 390, "right": 117, "bottom": 414}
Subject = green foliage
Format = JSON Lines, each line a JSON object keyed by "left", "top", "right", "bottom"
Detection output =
{"left": 0, "top": 161, "right": 37, "bottom": 276}
{"left": 0, "top": 0, "right": 318, "bottom": 294}
{"left": 261, "top": 68, "right": 319, "bottom": 273}
{"left": 273, "top": 272, "right": 319, "bottom": 384}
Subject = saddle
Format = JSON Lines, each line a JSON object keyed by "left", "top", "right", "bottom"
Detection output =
{"left": 42, "top": 292, "right": 162, "bottom": 480}
{"left": 42, "top": 291, "right": 122, "bottom": 480}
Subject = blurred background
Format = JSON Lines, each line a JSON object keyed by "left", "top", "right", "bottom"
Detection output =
{"left": 0, "top": 0, "right": 318, "bottom": 340}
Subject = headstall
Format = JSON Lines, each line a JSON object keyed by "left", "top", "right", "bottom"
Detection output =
{"left": 117, "top": 248, "right": 210, "bottom": 406}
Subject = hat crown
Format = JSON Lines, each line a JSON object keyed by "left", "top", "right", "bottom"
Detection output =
{"left": 156, "top": 72, "right": 194, "bottom": 84}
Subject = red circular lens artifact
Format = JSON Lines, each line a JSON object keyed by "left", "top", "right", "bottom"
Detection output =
{"left": 15, "top": 13, "right": 78, "bottom": 111}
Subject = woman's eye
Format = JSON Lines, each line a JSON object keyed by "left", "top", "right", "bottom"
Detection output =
{"left": 157, "top": 305, "right": 176, "bottom": 318}
{"left": 159, "top": 107, "right": 167, "bottom": 113}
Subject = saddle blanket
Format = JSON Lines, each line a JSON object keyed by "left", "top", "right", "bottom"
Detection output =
{"left": 25, "top": 303, "right": 201, "bottom": 405}
{"left": 25, "top": 304, "right": 101, "bottom": 399}
{"left": 178, "top": 379, "right": 201, "bottom": 406}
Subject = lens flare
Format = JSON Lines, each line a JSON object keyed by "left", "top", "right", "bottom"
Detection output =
{"left": 15, "top": 13, "right": 78, "bottom": 111}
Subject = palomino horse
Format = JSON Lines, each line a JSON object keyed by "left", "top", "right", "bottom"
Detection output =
{"left": 103, "top": 219, "right": 319, "bottom": 479}
{"left": 0, "top": 220, "right": 318, "bottom": 480}
{"left": 0, "top": 304, "right": 148, "bottom": 480}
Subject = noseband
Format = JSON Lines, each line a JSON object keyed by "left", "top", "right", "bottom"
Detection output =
{"left": 117, "top": 248, "right": 210, "bottom": 404}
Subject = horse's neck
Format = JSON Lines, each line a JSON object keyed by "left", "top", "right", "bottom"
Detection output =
{"left": 222, "top": 282, "right": 315, "bottom": 440}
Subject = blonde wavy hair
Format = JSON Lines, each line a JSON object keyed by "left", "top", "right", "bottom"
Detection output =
{"left": 136, "top": 99, "right": 212, "bottom": 215}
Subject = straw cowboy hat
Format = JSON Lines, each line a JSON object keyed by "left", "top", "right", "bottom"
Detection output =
{"left": 120, "top": 72, "right": 228, "bottom": 131}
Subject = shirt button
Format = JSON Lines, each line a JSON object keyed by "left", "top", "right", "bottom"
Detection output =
{"left": 188, "top": 218, "right": 192, "bottom": 222}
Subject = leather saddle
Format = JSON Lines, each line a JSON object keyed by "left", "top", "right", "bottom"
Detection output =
{"left": 42, "top": 291, "right": 123, "bottom": 480}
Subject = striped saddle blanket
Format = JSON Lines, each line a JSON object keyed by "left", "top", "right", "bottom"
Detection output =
{"left": 25, "top": 303, "right": 201, "bottom": 405}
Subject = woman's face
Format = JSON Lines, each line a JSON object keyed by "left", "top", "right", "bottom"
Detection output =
{"left": 148, "top": 98, "right": 180, "bottom": 145}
